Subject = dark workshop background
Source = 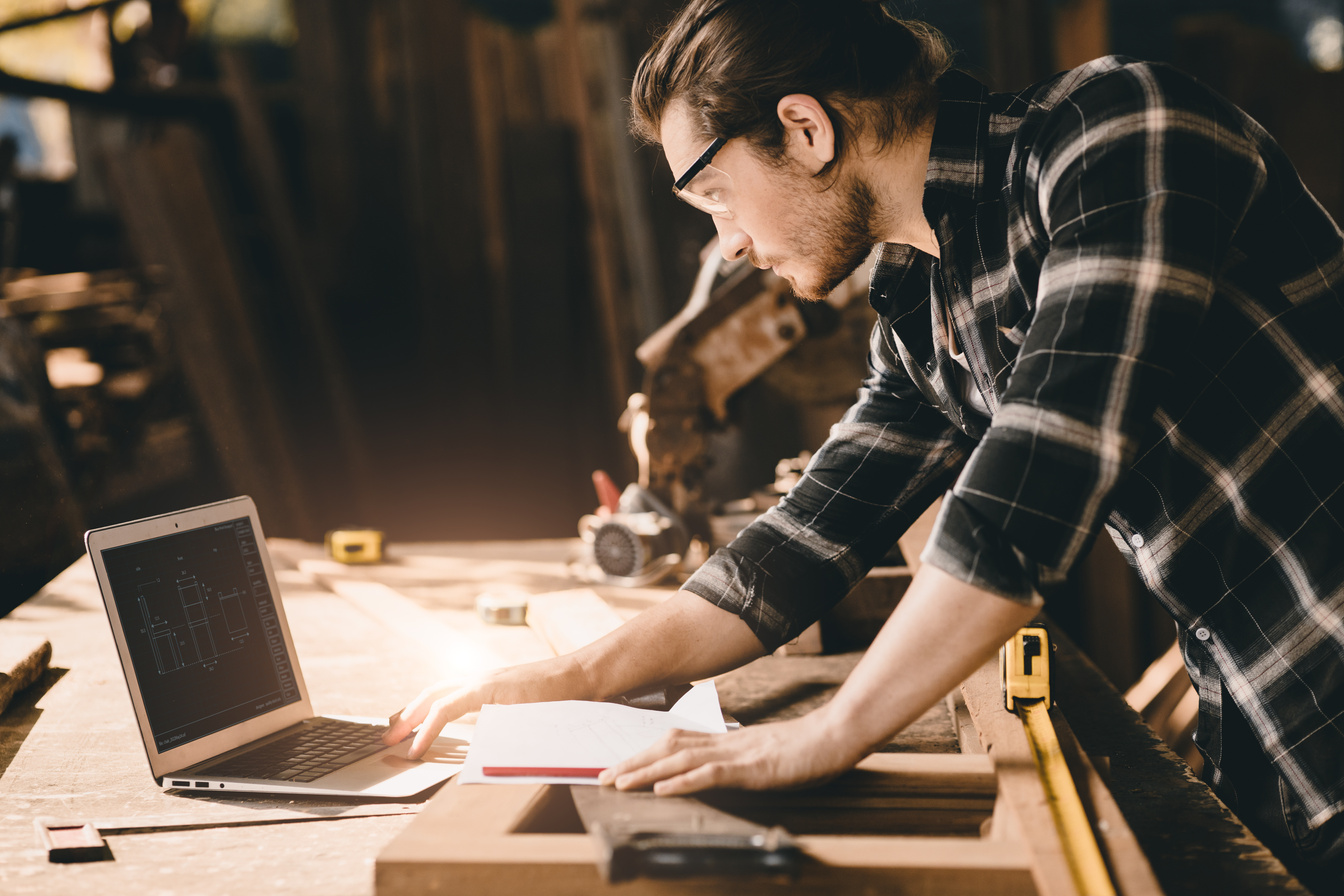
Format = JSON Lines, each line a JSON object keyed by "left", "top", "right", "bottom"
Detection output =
{"left": 2, "top": 0, "right": 1341, "bottom": 691}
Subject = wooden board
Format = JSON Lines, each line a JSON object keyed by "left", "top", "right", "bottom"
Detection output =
{"left": 377, "top": 753, "right": 1036, "bottom": 896}
{"left": 1, "top": 541, "right": 1313, "bottom": 896}
{"left": 374, "top": 654, "right": 1162, "bottom": 896}
{"left": 0, "top": 554, "right": 459, "bottom": 896}
{"left": 959, "top": 656, "right": 1162, "bottom": 896}
{"left": 101, "top": 124, "right": 313, "bottom": 536}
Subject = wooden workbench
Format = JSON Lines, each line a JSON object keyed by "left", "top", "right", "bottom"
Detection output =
{"left": 0, "top": 538, "right": 1308, "bottom": 894}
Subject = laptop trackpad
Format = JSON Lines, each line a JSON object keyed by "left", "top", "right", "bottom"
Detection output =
{"left": 331, "top": 730, "right": 470, "bottom": 794}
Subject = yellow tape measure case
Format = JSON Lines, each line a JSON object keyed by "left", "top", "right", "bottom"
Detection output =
{"left": 1002, "top": 626, "right": 1051, "bottom": 711}
{"left": 325, "top": 529, "right": 385, "bottom": 564}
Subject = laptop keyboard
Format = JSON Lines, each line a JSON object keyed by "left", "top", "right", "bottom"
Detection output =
{"left": 198, "top": 718, "right": 389, "bottom": 783}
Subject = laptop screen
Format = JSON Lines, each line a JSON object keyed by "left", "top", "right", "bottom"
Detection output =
{"left": 99, "top": 515, "right": 301, "bottom": 751}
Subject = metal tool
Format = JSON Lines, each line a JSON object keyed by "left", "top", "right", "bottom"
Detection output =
{"left": 577, "top": 482, "right": 688, "bottom": 585}
{"left": 1001, "top": 626, "right": 1117, "bottom": 896}
{"left": 578, "top": 243, "right": 875, "bottom": 587}
{"left": 571, "top": 786, "right": 801, "bottom": 883}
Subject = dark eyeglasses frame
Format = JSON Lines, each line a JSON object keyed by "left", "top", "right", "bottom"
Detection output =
{"left": 671, "top": 136, "right": 727, "bottom": 197}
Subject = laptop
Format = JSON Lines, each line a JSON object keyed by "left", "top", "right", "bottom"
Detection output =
{"left": 85, "top": 495, "right": 467, "bottom": 798}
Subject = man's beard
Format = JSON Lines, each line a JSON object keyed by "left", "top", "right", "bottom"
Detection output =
{"left": 775, "top": 174, "right": 883, "bottom": 302}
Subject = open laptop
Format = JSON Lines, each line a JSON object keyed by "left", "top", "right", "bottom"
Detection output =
{"left": 85, "top": 495, "right": 466, "bottom": 798}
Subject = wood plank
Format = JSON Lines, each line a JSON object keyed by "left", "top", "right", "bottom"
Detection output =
{"left": 0, "top": 636, "right": 50, "bottom": 717}
{"left": 0, "top": 556, "right": 447, "bottom": 896}
{"left": 960, "top": 657, "right": 1086, "bottom": 896}
{"left": 464, "top": 13, "right": 514, "bottom": 381}
{"left": 1050, "top": 707, "right": 1163, "bottom": 896}
{"left": 551, "top": 0, "right": 637, "bottom": 414}
{"left": 1046, "top": 626, "right": 1308, "bottom": 895}
{"left": 376, "top": 777, "right": 1034, "bottom": 896}
{"left": 1053, "top": 0, "right": 1110, "bottom": 71}
{"left": 100, "top": 125, "right": 313, "bottom": 535}
{"left": 298, "top": 569, "right": 555, "bottom": 679}
{"left": 960, "top": 651, "right": 1169, "bottom": 896}
{"left": 695, "top": 753, "right": 995, "bottom": 838}
{"left": 526, "top": 588, "right": 626, "bottom": 656}
{"left": 216, "top": 46, "right": 376, "bottom": 519}
{"left": 5, "top": 542, "right": 1303, "bottom": 896}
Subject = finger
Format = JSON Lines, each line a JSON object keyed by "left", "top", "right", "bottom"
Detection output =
{"left": 407, "top": 691, "right": 473, "bottom": 759}
{"left": 610, "top": 743, "right": 729, "bottom": 791}
{"left": 383, "top": 688, "right": 439, "bottom": 744}
{"left": 383, "top": 704, "right": 422, "bottom": 744}
{"left": 652, "top": 760, "right": 731, "bottom": 796}
{"left": 598, "top": 730, "right": 714, "bottom": 785}
{"left": 382, "top": 714, "right": 406, "bottom": 745}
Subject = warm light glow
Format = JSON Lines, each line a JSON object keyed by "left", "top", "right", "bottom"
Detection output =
{"left": 1307, "top": 16, "right": 1344, "bottom": 72}
{"left": 45, "top": 346, "right": 104, "bottom": 389}
{"left": 0, "top": 5, "right": 113, "bottom": 90}
{"left": 180, "top": 0, "right": 297, "bottom": 45}
{"left": 111, "top": 0, "right": 151, "bottom": 44}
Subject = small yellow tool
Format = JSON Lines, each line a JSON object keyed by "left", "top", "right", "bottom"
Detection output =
{"left": 325, "top": 528, "right": 385, "bottom": 564}
{"left": 1001, "top": 626, "right": 1116, "bottom": 896}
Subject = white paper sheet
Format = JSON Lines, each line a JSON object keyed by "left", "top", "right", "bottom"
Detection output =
{"left": 458, "top": 681, "right": 727, "bottom": 785}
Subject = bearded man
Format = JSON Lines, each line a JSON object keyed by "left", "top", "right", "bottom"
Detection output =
{"left": 387, "top": 2, "right": 1344, "bottom": 889}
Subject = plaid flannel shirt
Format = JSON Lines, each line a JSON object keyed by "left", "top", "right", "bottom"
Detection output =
{"left": 681, "top": 56, "right": 1344, "bottom": 827}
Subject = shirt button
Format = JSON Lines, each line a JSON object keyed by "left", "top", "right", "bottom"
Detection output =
{"left": 1195, "top": 627, "right": 1211, "bottom": 641}
{"left": 1130, "top": 533, "right": 1145, "bottom": 548}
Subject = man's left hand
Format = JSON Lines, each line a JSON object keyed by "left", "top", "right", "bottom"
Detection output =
{"left": 597, "top": 710, "right": 860, "bottom": 795}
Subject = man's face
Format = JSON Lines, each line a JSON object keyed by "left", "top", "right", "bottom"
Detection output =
{"left": 661, "top": 102, "right": 881, "bottom": 301}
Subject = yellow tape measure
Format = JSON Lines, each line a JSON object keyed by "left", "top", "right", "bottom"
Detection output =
{"left": 325, "top": 529, "right": 384, "bottom": 564}
{"left": 1002, "top": 627, "right": 1116, "bottom": 896}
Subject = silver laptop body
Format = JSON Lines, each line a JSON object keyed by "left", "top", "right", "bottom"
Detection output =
{"left": 85, "top": 495, "right": 465, "bottom": 798}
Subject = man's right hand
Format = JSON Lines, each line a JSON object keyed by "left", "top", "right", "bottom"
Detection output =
{"left": 381, "top": 590, "right": 765, "bottom": 760}
{"left": 383, "top": 654, "right": 592, "bottom": 760}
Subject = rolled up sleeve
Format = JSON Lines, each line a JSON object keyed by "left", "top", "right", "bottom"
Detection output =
{"left": 683, "top": 322, "right": 973, "bottom": 650}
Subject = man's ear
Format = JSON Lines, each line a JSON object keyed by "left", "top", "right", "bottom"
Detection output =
{"left": 777, "top": 94, "right": 836, "bottom": 174}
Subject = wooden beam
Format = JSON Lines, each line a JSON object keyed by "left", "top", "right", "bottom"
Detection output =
{"left": 552, "top": 0, "right": 638, "bottom": 415}
{"left": 376, "top": 773, "right": 1035, "bottom": 896}
{"left": 216, "top": 47, "right": 376, "bottom": 519}
{"left": 961, "top": 658, "right": 1080, "bottom": 895}
{"left": 102, "top": 125, "right": 314, "bottom": 535}
{"left": 1053, "top": 0, "right": 1111, "bottom": 71}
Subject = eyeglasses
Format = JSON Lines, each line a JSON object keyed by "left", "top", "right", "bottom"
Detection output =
{"left": 671, "top": 136, "right": 734, "bottom": 218}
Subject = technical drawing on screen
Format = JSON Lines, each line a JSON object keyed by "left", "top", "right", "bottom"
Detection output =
{"left": 99, "top": 516, "right": 302, "bottom": 752}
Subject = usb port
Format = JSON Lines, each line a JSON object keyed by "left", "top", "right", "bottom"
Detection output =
{"left": 171, "top": 780, "right": 189, "bottom": 787}
{"left": 195, "top": 782, "right": 210, "bottom": 788}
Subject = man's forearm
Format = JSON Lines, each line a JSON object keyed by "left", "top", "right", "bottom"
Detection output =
{"left": 597, "top": 561, "right": 1045, "bottom": 795}
{"left": 570, "top": 590, "right": 767, "bottom": 700}
{"left": 821, "top": 563, "right": 1041, "bottom": 758}
{"left": 388, "top": 589, "right": 766, "bottom": 758}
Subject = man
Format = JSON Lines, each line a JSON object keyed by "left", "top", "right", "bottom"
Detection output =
{"left": 385, "top": 0, "right": 1344, "bottom": 888}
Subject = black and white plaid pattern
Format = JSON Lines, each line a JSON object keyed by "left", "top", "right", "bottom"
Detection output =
{"left": 681, "top": 56, "right": 1344, "bottom": 827}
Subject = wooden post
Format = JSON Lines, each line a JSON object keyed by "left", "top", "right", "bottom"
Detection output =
{"left": 102, "top": 126, "right": 314, "bottom": 535}
{"left": 1053, "top": 0, "right": 1110, "bottom": 71}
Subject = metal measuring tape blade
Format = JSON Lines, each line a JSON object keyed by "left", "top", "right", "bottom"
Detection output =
{"left": 1002, "top": 626, "right": 1117, "bottom": 896}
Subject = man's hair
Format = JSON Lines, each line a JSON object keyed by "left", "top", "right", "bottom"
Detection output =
{"left": 630, "top": 0, "right": 953, "bottom": 174}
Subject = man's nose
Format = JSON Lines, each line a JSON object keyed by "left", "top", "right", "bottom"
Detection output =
{"left": 713, "top": 216, "right": 750, "bottom": 261}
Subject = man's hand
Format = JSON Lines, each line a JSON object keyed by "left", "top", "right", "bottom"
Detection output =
{"left": 383, "top": 591, "right": 765, "bottom": 760}
{"left": 598, "top": 710, "right": 860, "bottom": 795}
{"left": 383, "top": 655, "right": 589, "bottom": 759}
{"left": 601, "top": 564, "right": 1038, "bottom": 796}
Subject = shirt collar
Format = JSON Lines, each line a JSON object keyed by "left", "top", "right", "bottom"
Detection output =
{"left": 922, "top": 69, "right": 992, "bottom": 216}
